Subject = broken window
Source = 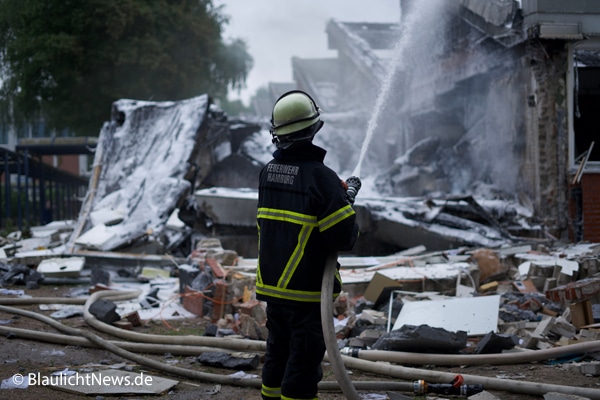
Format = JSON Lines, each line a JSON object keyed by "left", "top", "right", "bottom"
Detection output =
{"left": 573, "top": 49, "right": 600, "bottom": 166}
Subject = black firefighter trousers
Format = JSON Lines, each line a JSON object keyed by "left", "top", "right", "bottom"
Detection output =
{"left": 261, "top": 301, "right": 326, "bottom": 400}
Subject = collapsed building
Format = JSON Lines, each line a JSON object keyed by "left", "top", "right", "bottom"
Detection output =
{"left": 254, "top": 0, "right": 600, "bottom": 245}
{"left": 3, "top": 0, "right": 600, "bottom": 259}
{"left": 3, "top": 4, "right": 600, "bottom": 398}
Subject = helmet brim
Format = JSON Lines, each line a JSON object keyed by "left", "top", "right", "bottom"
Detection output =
{"left": 275, "top": 120, "right": 324, "bottom": 149}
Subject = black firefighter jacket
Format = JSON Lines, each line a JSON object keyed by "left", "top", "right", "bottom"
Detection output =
{"left": 256, "top": 142, "right": 359, "bottom": 305}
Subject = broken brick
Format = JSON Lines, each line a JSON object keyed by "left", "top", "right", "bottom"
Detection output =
{"left": 211, "top": 280, "right": 229, "bottom": 322}
{"left": 124, "top": 311, "right": 142, "bottom": 327}
{"left": 238, "top": 314, "right": 268, "bottom": 340}
{"left": 470, "top": 248, "right": 503, "bottom": 283}
{"left": 569, "top": 299, "right": 594, "bottom": 328}
{"left": 206, "top": 257, "right": 226, "bottom": 279}
{"left": 518, "top": 297, "right": 543, "bottom": 312}
{"left": 182, "top": 285, "right": 204, "bottom": 317}
{"left": 545, "top": 277, "right": 600, "bottom": 305}
{"left": 237, "top": 299, "right": 266, "bottom": 325}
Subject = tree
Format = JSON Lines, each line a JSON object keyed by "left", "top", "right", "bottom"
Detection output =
{"left": 0, "top": 0, "right": 253, "bottom": 136}
{"left": 220, "top": 98, "right": 251, "bottom": 118}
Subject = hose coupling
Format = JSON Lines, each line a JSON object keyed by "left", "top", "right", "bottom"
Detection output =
{"left": 413, "top": 374, "right": 483, "bottom": 396}
{"left": 341, "top": 347, "right": 360, "bottom": 358}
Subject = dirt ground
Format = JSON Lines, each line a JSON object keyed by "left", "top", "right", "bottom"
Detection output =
{"left": 1, "top": 285, "right": 599, "bottom": 400}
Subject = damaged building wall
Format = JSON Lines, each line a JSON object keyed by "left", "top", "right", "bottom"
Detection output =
{"left": 523, "top": 42, "right": 570, "bottom": 238}
{"left": 315, "top": 1, "right": 594, "bottom": 242}
{"left": 368, "top": 2, "right": 533, "bottom": 202}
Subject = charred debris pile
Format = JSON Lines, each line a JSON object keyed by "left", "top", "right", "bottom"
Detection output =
{"left": 1, "top": 224, "right": 600, "bottom": 359}
{"left": 2, "top": 97, "right": 600, "bottom": 396}
{"left": 1, "top": 216, "right": 600, "bottom": 399}
{"left": 31, "top": 95, "right": 554, "bottom": 260}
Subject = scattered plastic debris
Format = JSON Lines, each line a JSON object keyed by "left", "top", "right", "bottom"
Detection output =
{"left": 0, "top": 374, "right": 28, "bottom": 389}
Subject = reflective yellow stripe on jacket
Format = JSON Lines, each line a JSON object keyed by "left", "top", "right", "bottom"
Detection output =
{"left": 256, "top": 205, "right": 353, "bottom": 302}
{"left": 319, "top": 204, "right": 355, "bottom": 232}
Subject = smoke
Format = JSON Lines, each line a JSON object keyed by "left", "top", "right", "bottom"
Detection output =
{"left": 360, "top": 0, "right": 525, "bottom": 200}
{"left": 350, "top": 0, "right": 453, "bottom": 177}
{"left": 353, "top": 0, "right": 449, "bottom": 177}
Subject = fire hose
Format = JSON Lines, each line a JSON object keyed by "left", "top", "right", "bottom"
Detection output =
{"left": 321, "top": 251, "right": 360, "bottom": 400}
{"left": 3, "top": 289, "right": 600, "bottom": 366}
{"left": 318, "top": 176, "right": 363, "bottom": 399}
{"left": 3, "top": 290, "right": 600, "bottom": 397}
{"left": 0, "top": 301, "right": 412, "bottom": 392}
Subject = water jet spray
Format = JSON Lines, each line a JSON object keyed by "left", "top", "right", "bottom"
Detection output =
{"left": 351, "top": 1, "right": 420, "bottom": 179}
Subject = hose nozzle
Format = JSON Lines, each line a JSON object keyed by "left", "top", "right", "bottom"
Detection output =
{"left": 345, "top": 176, "right": 361, "bottom": 204}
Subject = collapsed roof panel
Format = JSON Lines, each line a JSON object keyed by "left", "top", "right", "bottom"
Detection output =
{"left": 458, "top": 0, "right": 526, "bottom": 47}
{"left": 67, "top": 95, "right": 230, "bottom": 252}
{"left": 326, "top": 19, "right": 396, "bottom": 85}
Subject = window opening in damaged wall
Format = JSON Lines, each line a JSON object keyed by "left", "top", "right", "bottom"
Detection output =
{"left": 573, "top": 51, "right": 600, "bottom": 164}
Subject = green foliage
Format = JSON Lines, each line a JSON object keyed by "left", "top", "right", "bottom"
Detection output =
{"left": 0, "top": 0, "right": 253, "bottom": 136}
{"left": 220, "top": 98, "right": 251, "bottom": 118}
{"left": 252, "top": 85, "right": 272, "bottom": 105}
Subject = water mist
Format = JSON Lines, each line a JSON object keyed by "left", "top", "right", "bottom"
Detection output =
{"left": 351, "top": 0, "right": 448, "bottom": 179}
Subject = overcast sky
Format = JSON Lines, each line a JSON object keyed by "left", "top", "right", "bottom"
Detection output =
{"left": 213, "top": 0, "right": 400, "bottom": 104}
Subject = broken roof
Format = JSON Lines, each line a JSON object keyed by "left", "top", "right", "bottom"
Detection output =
{"left": 66, "top": 95, "right": 228, "bottom": 252}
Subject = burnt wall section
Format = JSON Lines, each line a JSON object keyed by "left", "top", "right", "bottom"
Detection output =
{"left": 374, "top": 31, "right": 529, "bottom": 201}
{"left": 524, "top": 42, "right": 570, "bottom": 238}
{"left": 367, "top": 18, "right": 572, "bottom": 240}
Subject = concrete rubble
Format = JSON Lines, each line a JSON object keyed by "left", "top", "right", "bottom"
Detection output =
{"left": 2, "top": 221, "right": 600, "bottom": 353}
{"left": 2, "top": 220, "right": 600, "bottom": 398}
{"left": 2, "top": 98, "right": 600, "bottom": 398}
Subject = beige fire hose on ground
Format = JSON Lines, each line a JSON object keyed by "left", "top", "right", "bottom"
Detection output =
{"left": 3, "top": 290, "right": 600, "bottom": 396}
{"left": 0, "top": 304, "right": 413, "bottom": 392}
{"left": 321, "top": 251, "right": 360, "bottom": 399}
{"left": 5, "top": 292, "right": 600, "bottom": 367}
{"left": 0, "top": 302, "right": 263, "bottom": 388}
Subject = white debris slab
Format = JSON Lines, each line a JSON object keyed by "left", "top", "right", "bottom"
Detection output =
{"left": 515, "top": 255, "right": 579, "bottom": 278}
{"left": 340, "top": 262, "right": 467, "bottom": 284}
{"left": 165, "top": 209, "right": 186, "bottom": 231}
{"left": 338, "top": 256, "right": 382, "bottom": 268}
{"left": 392, "top": 295, "right": 501, "bottom": 336}
{"left": 29, "top": 221, "right": 76, "bottom": 238}
{"left": 74, "top": 224, "right": 117, "bottom": 250}
{"left": 89, "top": 207, "right": 126, "bottom": 226}
{"left": 37, "top": 257, "right": 85, "bottom": 278}
{"left": 50, "top": 370, "right": 178, "bottom": 395}
{"left": 195, "top": 187, "right": 258, "bottom": 227}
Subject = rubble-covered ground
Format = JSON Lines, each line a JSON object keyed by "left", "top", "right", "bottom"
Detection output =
{"left": 0, "top": 287, "right": 598, "bottom": 400}
{"left": 2, "top": 228, "right": 600, "bottom": 399}
{"left": 1, "top": 96, "right": 598, "bottom": 397}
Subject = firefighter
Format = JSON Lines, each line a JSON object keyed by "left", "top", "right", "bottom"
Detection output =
{"left": 256, "top": 90, "right": 360, "bottom": 399}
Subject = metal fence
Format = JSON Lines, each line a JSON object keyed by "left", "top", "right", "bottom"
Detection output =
{"left": 0, "top": 146, "right": 90, "bottom": 232}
